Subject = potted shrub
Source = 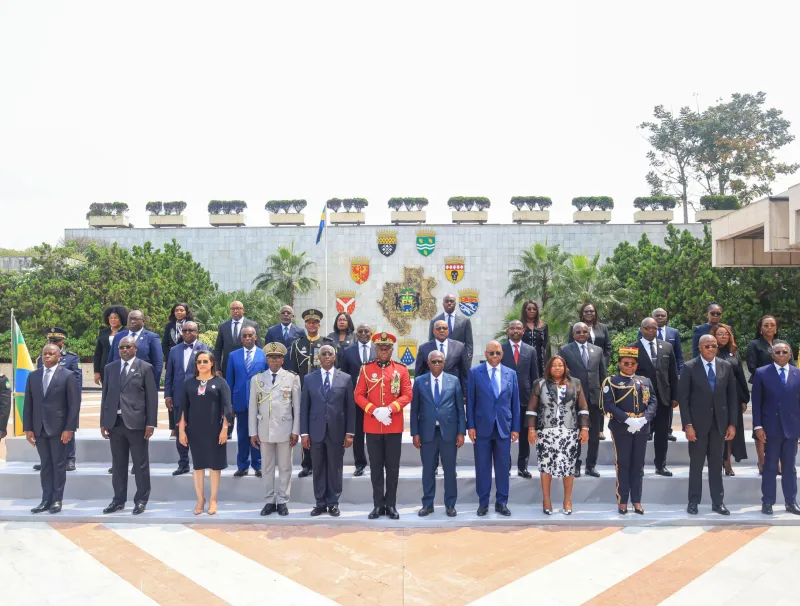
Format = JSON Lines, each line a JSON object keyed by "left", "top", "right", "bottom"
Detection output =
{"left": 633, "top": 196, "right": 676, "bottom": 223}
{"left": 147, "top": 200, "right": 188, "bottom": 228}
{"left": 389, "top": 197, "right": 428, "bottom": 224}
{"left": 696, "top": 195, "right": 740, "bottom": 223}
{"left": 511, "top": 196, "right": 552, "bottom": 224}
{"left": 208, "top": 200, "right": 248, "bottom": 226}
{"left": 266, "top": 199, "right": 306, "bottom": 226}
{"left": 572, "top": 196, "right": 613, "bottom": 224}
{"left": 328, "top": 198, "right": 367, "bottom": 224}
{"left": 449, "top": 196, "right": 490, "bottom": 224}
{"left": 86, "top": 201, "right": 132, "bottom": 228}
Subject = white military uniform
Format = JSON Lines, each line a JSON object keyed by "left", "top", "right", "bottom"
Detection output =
{"left": 249, "top": 367, "right": 301, "bottom": 504}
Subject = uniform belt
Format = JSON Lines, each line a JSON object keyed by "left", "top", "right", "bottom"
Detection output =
{"left": 625, "top": 412, "right": 645, "bottom": 418}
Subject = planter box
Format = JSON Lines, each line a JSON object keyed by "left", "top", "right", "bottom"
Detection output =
{"left": 269, "top": 212, "right": 306, "bottom": 226}
{"left": 573, "top": 210, "right": 611, "bottom": 224}
{"left": 209, "top": 214, "right": 247, "bottom": 227}
{"left": 512, "top": 210, "right": 549, "bottom": 224}
{"left": 452, "top": 210, "right": 489, "bottom": 224}
{"left": 330, "top": 211, "right": 365, "bottom": 225}
{"left": 634, "top": 210, "right": 673, "bottom": 224}
{"left": 89, "top": 215, "right": 132, "bottom": 228}
{"left": 391, "top": 211, "right": 426, "bottom": 224}
{"left": 695, "top": 209, "right": 735, "bottom": 223}
{"left": 149, "top": 215, "right": 187, "bottom": 228}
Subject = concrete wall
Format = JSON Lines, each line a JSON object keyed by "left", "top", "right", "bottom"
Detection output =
{"left": 0, "top": 256, "right": 33, "bottom": 271}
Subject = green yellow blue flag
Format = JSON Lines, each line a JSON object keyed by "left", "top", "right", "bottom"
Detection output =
{"left": 11, "top": 318, "right": 34, "bottom": 436}
{"left": 316, "top": 206, "right": 326, "bottom": 245}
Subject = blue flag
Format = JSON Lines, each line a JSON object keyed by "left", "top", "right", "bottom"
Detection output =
{"left": 316, "top": 207, "right": 326, "bottom": 245}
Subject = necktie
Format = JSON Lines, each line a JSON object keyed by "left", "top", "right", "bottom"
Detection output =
{"left": 43, "top": 368, "right": 52, "bottom": 393}
{"left": 434, "top": 378, "right": 441, "bottom": 406}
{"left": 184, "top": 343, "right": 193, "bottom": 350}
{"left": 362, "top": 345, "right": 369, "bottom": 364}
{"left": 439, "top": 342, "right": 445, "bottom": 354}
{"left": 780, "top": 367, "right": 787, "bottom": 385}
{"left": 121, "top": 361, "right": 128, "bottom": 377}
{"left": 283, "top": 326, "right": 289, "bottom": 341}
{"left": 491, "top": 367, "right": 500, "bottom": 397}
{"left": 707, "top": 362, "right": 716, "bottom": 391}
{"left": 130, "top": 332, "right": 137, "bottom": 341}
{"left": 245, "top": 349, "right": 253, "bottom": 373}
{"left": 581, "top": 344, "right": 589, "bottom": 368}
{"left": 658, "top": 328, "right": 664, "bottom": 340}
{"left": 649, "top": 341, "right": 657, "bottom": 364}
{"left": 272, "top": 372, "right": 278, "bottom": 385}
{"left": 324, "top": 372, "right": 331, "bottom": 395}
{"left": 232, "top": 321, "right": 240, "bottom": 341}
{"left": 514, "top": 343, "right": 520, "bottom": 365}
{"left": 448, "top": 314, "right": 454, "bottom": 336}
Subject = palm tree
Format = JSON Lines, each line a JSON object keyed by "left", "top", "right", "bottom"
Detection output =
{"left": 193, "top": 290, "right": 282, "bottom": 332}
{"left": 505, "top": 242, "right": 570, "bottom": 311}
{"left": 252, "top": 242, "right": 319, "bottom": 306}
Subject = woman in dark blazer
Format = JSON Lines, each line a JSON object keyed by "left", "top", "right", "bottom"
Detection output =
{"left": 92, "top": 305, "right": 128, "bottom": 386}
{"left": 520, "top": 299, "right": 549, "bottom": 378}
{"left": 327, "top": 312, "right": 356, "bottom": 355}
{"left": 568, "top": 302, "right": 612, "bottom": 367}
{"left": 163, "top": 302, "right": 194, "bottom": 435}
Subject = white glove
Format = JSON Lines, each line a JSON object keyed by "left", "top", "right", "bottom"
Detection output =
{"left": 635, "top": 418, "right": 648, "bottom": 432}
{"left": 625, "top": 418, "right": 639, "bottom": 434}
{"left": 373, "top": 407, "right": 392, "bottom": 425}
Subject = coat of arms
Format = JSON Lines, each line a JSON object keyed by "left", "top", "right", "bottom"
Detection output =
{"left": 377, "top": 229, "right": 398, "bottom": 257}
{"left": 395, "top": 287, "right": 421, "bottom": 313}
{"left": 378, "top": 267, "right": 437, "bottom": 335}
{"left": 416, "top": 229, "right": 436, "bottom": 256}
{"left": 458, "top": 288, "right": 479, "bottom": 317}
{"left": 397, "top": 337, "right": 418, "bottom": 371}
{"left": 350, "top": 257, "right": 370, "bottom": 284}
{"left": 335, "top": 289, "right": 356, "bottom": 314}
{"left": 445, "top": 256, "right": 465, "bottom": 283}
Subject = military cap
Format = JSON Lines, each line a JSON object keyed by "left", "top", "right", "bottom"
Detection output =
{"left": 302, "top": 309, "right": 323, "bottom": 322}
{"left": 44, "top": 326, "right": 67, "bottom": 340}
{"left": 618, "top": 346, "right": 639, "bottom": 360}
{"left": 263, "top": 342, "right": 288, "bottom": 356}
{"left": 372, "top": 331, "right": 397, "bottom": 346}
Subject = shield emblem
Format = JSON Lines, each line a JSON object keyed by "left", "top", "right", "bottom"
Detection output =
{"left": 444, "top": 256, "right": 465, "bottom": 284}
{"left": 350, "top": 257, "right": 370, "bottom": 284}
{"left": 377, "top": 229, "right": 398, "bottom": 257}
{"left": 335, "top": 289, "right": 356, "bottom": 314}
{"left": 397, "top": 337, "right": 418, "bottom": 370}
{"left": 458, "top": 288, "right": 479, "bottom": 316}
{"left": 416, "top": 229, "right": 436, "bottom": 256}
{"left": 394, "top": 287, "right": 420, "bottom": 314}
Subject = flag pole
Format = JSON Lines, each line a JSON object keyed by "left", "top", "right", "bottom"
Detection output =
{"left": 324, "top": 205, "right": 329, "bottom": 335}
{"left": 9, "top": 307, "right": 15, "bottom": 436}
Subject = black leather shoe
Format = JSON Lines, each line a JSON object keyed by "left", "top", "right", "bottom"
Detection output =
{"left": 785, "top": 503, "right": 800, "bottom": 515}
{"left": 585, "top": 467, "right": 600, "bottom": 478}
{"left": 233, "top": 469, "right": 248, "bottom": 477}
{"left": 656, "top": 467, "right": 673, "bottom": 477}
{"left": 446, "top": 507, "right": 457, "bottom": 517}
{"left": 517, "top": 468, "right": 532, "bottom": 479}
{"left": 386, "top": 506, "right": 400, "bottom": 520}
{"left": 633, "top": 506, "right": 644, "bottom": 515}
{"left": 103, "top": 503, "right": 124, "bottom": 514}
{"left": 418, "top": 506, "right": 434, "bottom": 517}
{"left": 310, "top": 506, "right": 327, "bottom": 517}
{"left": 574, "top": 463, "right": 582, "bottom": 478}
{"left": 762, "top": 503, "right": 773, "bottom": 515}
{"left": 31, "top": 501, "right": 51, "bottom": 514}
{"left": 108, "top": 467, "right": 113, "bottom": 474}
{"left": 49, "top": 501, "right": 62, "bottom": 514}
{"left": 495, "top": 503, "right": 511, "bottom": 516}
{"left": 477, "top": 505, "right": 489, "bottom": 516}
{"left": 618, "top": 507, "right": 627, "bottom": 515}
{"left": 261, "top": 503, "right": 276, "bottom": 516}
{"left": 368, "top": 507, "right": 384, "bottom": 519}
{"left": 33, "top": 464, "right": 42, "bottom": 471}
{"left": 329, "top": 505, "right": 340, "bottom": 517}
{"left": 298, "top": 468, "right": 312, "bottom": 478}
{"left": 668, "top": 434, "right": 677, "bottom": 442}
{"left": 255, "top": 470, "right": 262, "bottom": 478}
{"left": 353, "top": 466, "right": 365, "bottom": 477}
{"left": 172, "top": 467, "right": 190, "bottom": 476}
{"left": 599, "top": 432, "right": 606, "bottom": 441}
{"left": 712, "top": 503, "right": 730, "bottom": 516}
{"left": 277, "top": 504, "right": 289, "bottom": 516}
{"left": 687, "top": 502, "right": 699, "bottom": 515}
{"left": 132, "top": 503, "right": 146, "bottom": 515}
{"left": 66, "top": 462, "right": 76, "bottom": 472}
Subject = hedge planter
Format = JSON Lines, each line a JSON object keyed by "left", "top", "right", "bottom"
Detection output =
{"left": 512, "top": 210, "right": 549, "bottom": 224}
{"left": 269, "top": 213, "right": 305, "bottom": 226}
{"left": 452, "top": 210, "right": 489, "bottom": 224}
{"left": 330, "top": 211, "right": 365, "bottom": 225}
{"left": 391, "top": 211, "right": 426, "bottom": 225}
{"left": 695, "top": 209, "right": 736, "bottom": 223}
{"left": 634, "top": 210, "right": 673, "bottom": 224}
{"left": 209, "top": 214, "right": 247, "bottom": 227}
{"left": 149, "top": 215, "right": 187, "bottom": 228}
{"left": 573, "top": 210, "right": 611, "bottom": 224}
{"left": 89, "top": 215, "right": 132, "bottom": 228}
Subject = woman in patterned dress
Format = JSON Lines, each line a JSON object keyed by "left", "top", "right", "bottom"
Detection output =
{"left": 527, "top": 355, "right": 589, "bottom": 515}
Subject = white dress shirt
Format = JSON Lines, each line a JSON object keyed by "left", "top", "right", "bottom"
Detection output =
{"left": 183, "top": 342, "right": 195, "bottom": 372}
{"left": 704, "top": 357, "right": 717, "bottom": 379}
{"left": 436, "top": 338, "right": 448, "bottom": 359}
{"left": 640, "top": 337, "right": 658, "bottom": 362}
{"left": 484, "top": 362, "right": 501, "bottom": 393}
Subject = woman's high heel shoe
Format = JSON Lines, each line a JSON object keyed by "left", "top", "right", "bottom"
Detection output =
{"left": 194, "top": 500, "right": 205, "bottom": 515}
{"left": 543, "top": 500, "right": 553, "bottom": 515}
{"left": 208, "top": 501, "right": 218, "bottom": 515}
{"left": 633, "top": 506, "right": 644, "bottom": 515}
{"left": 563, "top": 502, "right": 572, "bottom": 515}
{"left": 725, "top": 467, "right": 735, "bottom": 477}
{"left": 618, "top": 507, "right": 628, "bottom": 515}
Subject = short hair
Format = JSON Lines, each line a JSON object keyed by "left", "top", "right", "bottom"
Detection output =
{"left": 772, "top": 339, "right": 791, "bottom": 351}
{"left": 428, "top": 350, "right": 444, "bottom": 362}
{"left": 280, "top": 305, "right": 294, "bottom": 313}
{"left": 333, "top": 312, "right": 355, "bottom": 335}
{"left": 544, "top": 355, "right": 572, "bottom": 382}
{"left": 508, "top": 320, "right": 523, "bottom": 329}
{"left": 319, "top": 344, "right": 336, "bottom": 356}
{"left": 572, "top": 321, "right": 588, "bottom": 332}
{"left": 103, "top": 305, "right": 129, "bottom": 327}
{"left": 707, "top": 302, "right": 722, "bottom": 312}
{"left": 640, "top": 317, "right": 657, "bottom": 329}
{"left": 168, "top": 302, "right": 193, "bottom": 323}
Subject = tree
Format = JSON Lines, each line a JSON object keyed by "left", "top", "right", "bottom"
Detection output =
{"left": 193, "top": 289, "right": 282, "bottom": 333}
{"left": 252, "top": 242, "right": 319, "bottom": 306}
{"left": 505, "top": 242, "right": 569, "bottom": 311}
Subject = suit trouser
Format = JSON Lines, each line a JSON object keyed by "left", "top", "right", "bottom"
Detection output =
{"left": 36, "top": 433, "right": 67, "bottom": 503}
{"left": 610, "top": 419, "right": 648, "bottom": 505}
{"left": 168, "top": 408, "right": 175, "bottom": 431}
{"left": 66, "top": 435, "right": 76, "bottom": 465}
{"left": 174, "top": 406, "right": 190, "bottom": 469}
{"left": 688, "top": 422, "right": 725, "bottom": 506}
{"left": 301, "top": 446, "right": 313, "bottom": 470}
{"left": 366, "top": 433, "right": 402, "bottom": 508}
{"left": 576, "top": 406, "right": 604, "bottom": 469}
{"left": 353, "top": 405, "right": 368, "bottom": 468}
{"left": 110, "top": 416, "right": 151, "bottom": 505}
{"left": 474, "top": 426, "right": 511, "bottom": 507}
{"left": 517, "top": 405, "right": 530, "bottom": 469}
{"left": 762, "top": 420, "right": 798, "bottom": 505}
{"left": 234, "top": 411, "right": 261, "bottom": 471}
{"left": 421, "top": 426, "right": 458, "bottom": 508}
{"left": 652, "top": 403, "right": 671, "bottom": 469}
{"left": 260, "top": 441, "right": 292, "bottom": 504}
{"left": 311, "top": 433, "right": 345, "bottom": 507}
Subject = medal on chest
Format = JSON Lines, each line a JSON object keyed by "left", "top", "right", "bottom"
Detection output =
{"left": 391, "top": 370, "right": 400, "bottom": 395}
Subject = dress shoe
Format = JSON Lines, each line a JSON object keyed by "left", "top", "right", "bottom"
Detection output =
{"left": 446, "top": 507, "right": 457, "bottom": 517}
{"left": 785, "top": 503, "right": 800, "bottom": 515}
{"left": 66, "top": 462, "right": 76, "bottom": 472}
{"left": 618, "top": 507, "right": 628, "bottom": 515}
{"left": 49, "top": 501, "right": 62, "bottom": 514}
{"left": 277, "top": 503, "right": 289, "bottom": 516}
{"left": 633, "top": 506, "right": 645, "bottom": 515}
{"left": 255, "top": 470, "right": 262, "bottom": 478}
{"left": 574, "top": 463, "right": 582, "bottom": 478}
{"left": 172, "top": 467, "right": 190, "bottom": 476}
{"left": 103, "top": 503, "right": 124, "bottom": 514}
{"left": 368, "top": 507, "right": 385, "bottom": 519}
{"left": 477, "top": 505, "right": 489, "bottom": 516}
{"left": 386, "top": 506, "right": 400, "bottom": 520}
{"left": 310, "top": 506, "right": 327, "bottom": 517}
{"left": 762, "top": 503, "right": 773, "bottom": 515}
{"left": 599, "top": 432, "right": 606, "bottom": 441}
{"left": 353, "top": 466, "right": 365, "bottom": 477}
{"left": 298, "top": 468, "right": 312, "bottom": 478}
{"left": 655, "top": 467, "right": 673, "bottom": 477}
{"left": 261, "top": 503, "right": 276, "bottom": 516}
{"left": 712, "top": 503, "right": 730, "bottom": 516}
{"left": 132, "top": 503, "right": 146, "bottom": 515}
{"left": 687, "top": 502, "right": 699, "bottom": 515}
{"left": 667, "top": 434, "right": 677, "bottom": 442}
{"left": 418, "top": 505, "right": 434, "bottom": 517}
{"left": 108, "top": 467, "right": 113, "bottom": 474}
{"left": 495, "top": 503, "right": 511, "bottom": 516}
{"left": 584, "top": 467, "right": 600, "bottom": 478}
{"left": 30, "top": 501, "right": 51, "bottom": 514}
{"left": 233, "top": 469, "right": 248, "bottom": 478}
{"left": 328, "top": 505, "right": 340, "bottom": 517}
{"left": 517, "top": 468, "right": 532, "bottom": 479}
{"left": 33, "top": 464, "right": 42, "bottom": 471}
{"left": 543, "top": 507, "right": 553, "bottom": 515}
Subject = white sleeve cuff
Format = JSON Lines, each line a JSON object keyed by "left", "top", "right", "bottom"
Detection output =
{"left": 300, "top": 433, "right": 309, "bottom": 437}
{"left": 754, "top": 426, "right": 762, "bottom": 431}
{"left": 525, "top": 411, "right": 537, "bottom": 416}
{"left": 578, "top": 411, "right": 589, "bottom": 415}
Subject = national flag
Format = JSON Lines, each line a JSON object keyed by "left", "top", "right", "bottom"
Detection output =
{"left": 315, "top": 207, "right": 326, "bottom": 245}
{"left": 11, "top": 319, "right": 34, "bottom": 436}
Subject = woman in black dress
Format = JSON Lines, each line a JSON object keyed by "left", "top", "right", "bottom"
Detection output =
{"left": 327, "top": 312, "right": 356, "bottom": 355}
{"left": 163, "top": 302, "right": 194, "bottom": 436}
{"left": 92, "top": 305, "right": 128, "bottom": 386}
{"left": 520, "top": 299, "right": 549, "bottom": 378}
{"left": 710, "top": 324, "right": 749, "bottom": 474}
{"left": 179, "top": 351, "right": 232, "bottom": 515}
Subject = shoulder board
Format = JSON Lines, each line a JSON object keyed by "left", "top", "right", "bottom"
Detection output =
{"left": 284, "top": 369, "right": 297, "bottom": 375}
{"left": 63, "top": 350, "right": 77, "bottom": 356}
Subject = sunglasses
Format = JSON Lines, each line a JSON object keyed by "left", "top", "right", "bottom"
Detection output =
{"left": 709, "top": 311, "right": 722, "bottom": 316}
{"left": 196, "top": 359, "right": 212, "bottom": 365}
{"left": 429, "top": 360, "right": 444, "bottom": 365}
{"left": 702, "top": 344, "right": 718, "bottom": 349}
{"left": 486, "top": 351, "right": 502, "bottom": 357}
{"left": 774, "top": 350, "right": 791, "bottom": 355}
{"left": 573, "top": 330, "right": 589, "bottom": 335}
{"left": 118, "top": 345, "right": 135, "bottom": 350}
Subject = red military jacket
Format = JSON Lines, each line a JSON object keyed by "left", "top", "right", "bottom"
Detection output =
{"left": 354, "top": 360, "right": 412, "bottom": 434}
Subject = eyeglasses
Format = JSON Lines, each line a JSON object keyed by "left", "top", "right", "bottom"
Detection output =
{"left": 118, "top": 345, "right": 134, "bottom": 350}
{"left": 356, "top": 329, "right": 371, "bottom": 334}
{"left": 702, "top": 344, "right": 718, "bottom": 349}
{"left": 619, "top": 361, "right": 637, "bottom": 366}
{"left": 709, "top": 311, "right": 722, "bottom": 316}
{"left": 774, "top": 350, "right": 791, "bottom": 355}
{"left": 429, "top": 360, "right": 444, "bottom": 365}
{"left": 486, "top": 351, "right": 502, "bottom": 357}
{"left": 319, "top": 352, "right": 335, "bottom": 357}
{"left": 196, "top": 359, "right": 211, "bottom": 365}
{"left": 573, "top": 330, "right": 589, "bottom": 335}
{"left": 435, "top": 326, "right": 448, "bottom": 330}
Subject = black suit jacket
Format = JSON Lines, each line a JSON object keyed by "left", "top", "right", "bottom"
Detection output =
{"left": 628, "top": 339, "right": 679, "bottom": 407}
{"left": 93, "top": 327, "right": 115, "bottom": 378}
{"left": 22, "top": 366, "right": 80, "bottom": 436}
{"left": 101, "top": 358, "right": 159, "bottom": 430}
{"left": 340, "top": 342, "right": 376, "bottom": 388}
{"left": 678, "top": 357, "right": 737, "bottom": 436}
{"left": 558, "top": 341, "right": 606, "bottom": 408}
{"left": 500, "top": 340, "right": 539, "bottom": 408}
{"left": 415, "top": 339, "right": 469, "bottom": 396}
{"left": 213, "top": 318, "right": 262, "bottom": 375}
{"left": 428, "top": 312, "right": 474, "bottom": 365}
{"left": 300, "top": 369, "right": 356, "bottom": 442}
{"left": 569, "top": 322, "right": 612, "bottom": 367}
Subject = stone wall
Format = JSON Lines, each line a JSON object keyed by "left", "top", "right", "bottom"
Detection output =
{"left": 0, "top": 256, "right": 33, "bottom": 272}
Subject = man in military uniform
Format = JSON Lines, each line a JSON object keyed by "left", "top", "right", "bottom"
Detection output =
{"left": 0, "top": 373, "right": 11, "bottom": 441}
{"left": 602, "top": 346, "right": 658, "bottom": 515}
{"left": 249, "top": 342, "right": 301, "bottom": 516}
{"left": 354, "top": 332, "right": 413, "bottom": 520}
{"left": 34, "top": 327, "right": 82, "bottom": 471}
{"left": 286, "top": 309, "right": 335, "bottom": 478}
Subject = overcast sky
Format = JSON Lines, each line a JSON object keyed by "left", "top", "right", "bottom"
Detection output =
{"left": 1, "top": 0, "right": 798, "bottom": 250}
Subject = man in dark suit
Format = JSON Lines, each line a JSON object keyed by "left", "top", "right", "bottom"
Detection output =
{"left": 411, "top": 350, "right": 465, "bottom": 517}
{"left": 501, "top": 320, "right": 539, "bottom": 478}
{"left": 23, "top": 344, "right": 80, "bottom": 514}
{"left": 691, "top": 303, "right": 723, "bottom": 358}
{"left": 752, "top": 341, "right": 800, "bottom": 515}
{"left": 559, "top": 322, "right": 606, "bottom": 478}
{"left": 339, "top": 323, "right": 375, "bottom": 476}
{"left": 629, "top": 317, "right": 679, "bottom": 476}
{"left": 100, "top": 336, "right": 158, "bottom": 515}
{"left": 416, "top": 320, "right": 469, "bottom": 395}
{"left": 679, "top": 335, "right": 738, "bottom": 516}
{"left": 467, "top": 341, "right": 520, "bottom": 517}
{"left": 164, "top": 321, "right": 209, "bottom": 475}
{"left": 213, "top": 300, "right": 262, "bottom": 377}
{"left": 108, "top": 310, "right": 164, "bottom": 385}
{"left": 428, "top": 293, "right": 474, "bottom": 365}
{"left": 265, "top": 305, "right": 306, "bottom": 350}
{"left": 300, "top": 345, "right": 356, "bottom": 517}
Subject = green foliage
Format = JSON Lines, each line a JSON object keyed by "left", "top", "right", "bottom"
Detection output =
{"left": 266, "top": 200, "right": 307, "bottom": 213}
{"left": 198, "top": 330, "right": 218, "bottom": 348}
{"left": 607, "top": 327, "right": 642, "bottom": 376}
{"left": 572, "top": 197, "right": 614, "bottom": 211}
{"left": 146, "top": 202, "right": 163, "bottom": 215}
{"left": 633, "top": 196, "right": 677, "bottom": 211}
{"left": 699, "top": 195, "right": 740, "bottom": 210}
{"left": 505, "top": 241, "right": 570, "bottom": 309}
{"left": 85, "top": 202, "right": 129, "bottom": 220}
{"left": 327, "top": 198, "right": 368, "bottom": 212}
{"left": 208, "top": 200, "right": 247, "bottom": 214}
{"left": 193, "top": 290, "right": 282, "bottom": 333}
{"left": 387, "top": 198, "right": 428, "bottom": 211}
{"left": 510, "top": 196, "right": 552, "bottom": 211}
{"left": 0, "top": 247, "right": 36, "bottom": 257}
{"left": 447, "top": 197, "right": 491, "bottom": 211}
{"left": 252, "top": 242, "right": 319, "bottom": 307}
